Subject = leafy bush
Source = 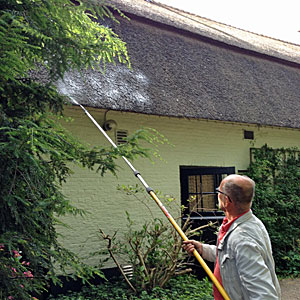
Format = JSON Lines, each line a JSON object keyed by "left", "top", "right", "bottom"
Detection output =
{"left": 48, "top": 274, "right": 213, "bottom": 300}
{"left": 97, "top": 186, "right": 212, "bottom": 294}
{"left": 247, "top": 145, "right": 300, "bottom": 276}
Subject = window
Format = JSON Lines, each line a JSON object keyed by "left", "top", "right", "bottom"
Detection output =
{"left": 180, "top": 166, "right": 235, "bottom": 244}
{"left": 179, "top": 166, "right": 235, "bottom": 274}
{"left": 180, "top": 166, "right": 235, "bottom": 216}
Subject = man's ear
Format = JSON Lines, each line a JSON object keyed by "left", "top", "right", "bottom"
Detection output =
{"left": 225, "top": 196, "right": 231, "bottom": 207}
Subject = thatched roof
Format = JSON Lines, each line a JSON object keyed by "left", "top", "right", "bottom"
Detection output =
{"left": 108, "top": 0, "right": 300, "bottom": 64}
{"left": 57, "top": 0, "right": 300, "bottom": 129}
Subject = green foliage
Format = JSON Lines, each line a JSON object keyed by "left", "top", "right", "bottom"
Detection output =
{"left": 247, "top": 144, "right": 300, "bottom": 276}
{"left": 0, "top": 109, "right": 164, "bottom": 298}
{"left": 48, "top": 274, "right": 214, "bottom": 300}
{"left": 98, "top": 186, "right": 205, "bottom": 294}
{"left": 119, "top": 215, "right": 186, "bottom": 291}
{"left": 120, "top": 127, "right": 172, "bottom": 162}
{"left": 0, "top": 0, "right": 153, "bottom": 298}
{"left": 0, "top": 0, "right": 130, "bottom": 84}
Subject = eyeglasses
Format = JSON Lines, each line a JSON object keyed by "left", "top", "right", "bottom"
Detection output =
{"left": 216, "top": 187, "right": 232, "bottom": 202}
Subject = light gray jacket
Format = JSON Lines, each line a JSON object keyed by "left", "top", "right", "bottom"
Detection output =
{"left": 202, "top": 210, "right": 281, "bottom": 300}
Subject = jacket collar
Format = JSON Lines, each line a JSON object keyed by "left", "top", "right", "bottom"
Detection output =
{"left": 218, "top": 210, "right": 253, "bottom": 250}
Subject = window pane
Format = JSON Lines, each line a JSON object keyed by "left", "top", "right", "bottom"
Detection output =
{"left": 202, "top": 194, "right": 215, "bottom": 211}
{"left": 188, "top": 175, "right": 200, "bottom": 211}
{"left": 188, "top": 175, "right": 197, "bottom": 193}
{"left": 201, "top": 175, "right": 214, "bottom": 192}
{"left": 187, "top": 174, "right": 216, "bottom": 212}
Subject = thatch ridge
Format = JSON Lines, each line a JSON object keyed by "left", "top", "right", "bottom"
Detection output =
{"left": 108, "top": 0, "right": 300, "bottom": 64}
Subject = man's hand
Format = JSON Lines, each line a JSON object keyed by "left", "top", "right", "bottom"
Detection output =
{"left": 182, "top": 240, "right": 203, "bottom": 255}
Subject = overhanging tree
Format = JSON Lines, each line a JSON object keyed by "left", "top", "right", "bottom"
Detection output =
{"left": 0, "top": 1, "right": 153, "bottom": 298}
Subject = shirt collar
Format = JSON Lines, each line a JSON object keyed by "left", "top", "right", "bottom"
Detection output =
{"left": 221, "top": 210, "right": 250, "bottom": 235}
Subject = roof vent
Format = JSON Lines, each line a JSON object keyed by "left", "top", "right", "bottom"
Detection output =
{"left": 116, "top": 130, "right": 128, "bottom": 145}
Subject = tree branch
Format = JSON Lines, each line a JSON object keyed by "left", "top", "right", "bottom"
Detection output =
{"left": 99, "top": 229, "right": 136, "bottom": 293}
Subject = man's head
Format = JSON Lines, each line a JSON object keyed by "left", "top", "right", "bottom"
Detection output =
{"left": 218, "top": 175, "right": 255, "bottom": 213}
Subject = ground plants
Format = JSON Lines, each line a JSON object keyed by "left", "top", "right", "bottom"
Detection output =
{"left": 48, "top": 273, "right": 214, "bottom": 300}
{"left": 247, "top": 144, "right": 300, "bottom": 276}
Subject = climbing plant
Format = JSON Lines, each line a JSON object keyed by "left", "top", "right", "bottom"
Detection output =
{"left": 247, "top": 144, "right": 300, "bottom": 276}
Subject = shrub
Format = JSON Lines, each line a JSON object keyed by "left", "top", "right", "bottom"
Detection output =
{"left": 97, "top": 186, "right": 214, "bottom": 294}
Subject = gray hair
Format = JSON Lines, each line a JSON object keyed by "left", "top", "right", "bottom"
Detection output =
{"left": 223, "top": 175, "right": 255, "bottom": 205}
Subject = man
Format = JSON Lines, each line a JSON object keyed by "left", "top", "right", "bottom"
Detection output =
{"left": 183, "top": 174, "right": 281, "bottom": 300}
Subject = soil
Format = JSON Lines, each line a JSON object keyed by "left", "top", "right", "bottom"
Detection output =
{"left": 280, "top": 278, "right": 300, "bottom": 299}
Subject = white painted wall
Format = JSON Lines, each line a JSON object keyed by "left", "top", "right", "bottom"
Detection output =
{"left": 58, "top": 106, "right": 300, "bottom": 268}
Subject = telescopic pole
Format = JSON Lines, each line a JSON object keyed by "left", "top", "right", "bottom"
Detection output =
{"left": 69, "top": 98, "right": 230, "bottom": 300}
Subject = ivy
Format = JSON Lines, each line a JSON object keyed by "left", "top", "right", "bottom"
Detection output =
{"left": 247, "top": 144, "right": 300, "bottom": 276}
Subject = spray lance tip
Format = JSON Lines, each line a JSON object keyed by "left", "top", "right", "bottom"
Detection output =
{"left": 66, "top": 97, "right": 88, "bottom": 114}
{"left": 68, "top": 96, "right": 80, "bottom": 106}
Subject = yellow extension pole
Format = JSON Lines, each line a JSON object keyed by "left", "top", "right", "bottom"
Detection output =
{"left": 70, "top": 97, "right": 230, "bottom": 300}
{"left": 149, "top": 191, "right": 230, "bottom": 300}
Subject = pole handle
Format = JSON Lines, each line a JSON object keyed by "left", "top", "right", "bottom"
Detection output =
{"left": 149, "top": 191, "right": 231, "bottom": 300}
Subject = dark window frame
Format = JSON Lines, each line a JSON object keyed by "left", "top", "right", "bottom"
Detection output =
{"left": 180, "top": 166, "right": 235, "bottom": 218}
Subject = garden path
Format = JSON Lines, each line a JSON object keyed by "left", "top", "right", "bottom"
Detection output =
{"left": 280, "top": 277, "right": 300, "bottom": 299}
